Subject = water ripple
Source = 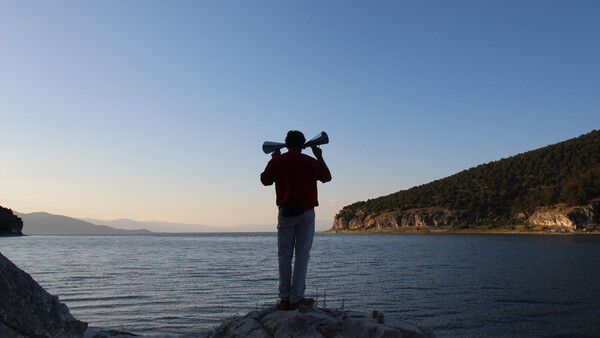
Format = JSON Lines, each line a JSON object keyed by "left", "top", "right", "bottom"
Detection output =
{"left": 1, "top": 233, "right": 599, "bottom": 337}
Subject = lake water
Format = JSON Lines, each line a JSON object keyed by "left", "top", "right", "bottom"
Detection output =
{"left": 1, "top": 233, "right": 599, "bottom": 337}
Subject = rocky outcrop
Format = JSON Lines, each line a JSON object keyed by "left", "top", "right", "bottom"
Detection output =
{"left": 334, "top": 200, "right": 600, "bottom": 232}
{"left": 527, "top": 200, "right": 600, "bottom": 232}
{"left": 333, "top": 207, "right": 457, "bottom": 231}
{"left": 0, "top": 206, "right": 23, "bottom": 236}
{"left": 212, "top": 306, "right": 434, "bottom": 338}
{"left": 0, "top": 252, "right": 88, "bottom": 337}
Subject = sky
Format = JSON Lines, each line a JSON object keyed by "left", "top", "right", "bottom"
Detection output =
{"left": 1, "top": 1, "right": 599, "bottom": 229}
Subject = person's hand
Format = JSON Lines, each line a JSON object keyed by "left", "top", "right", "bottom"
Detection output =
{"left": 311, "top": 145, "right": 323, "bottom": 159}
{"left": 271, "top": 149, "right": 281, "bottom": 158}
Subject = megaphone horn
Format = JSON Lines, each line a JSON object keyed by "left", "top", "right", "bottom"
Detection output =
{"left": 262, "top": 141, "right": 286, "bottom": 154}
{"left": 303, "top": 131, "right": 329, "bottom": 149}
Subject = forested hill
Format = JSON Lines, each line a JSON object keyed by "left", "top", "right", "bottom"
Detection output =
{"left": 333, "top": 130, "right": 600, "bottom": 231}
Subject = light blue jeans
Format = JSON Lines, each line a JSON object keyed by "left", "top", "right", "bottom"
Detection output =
{"left": 277, "top": 208, "right": 315, "bottom": 303}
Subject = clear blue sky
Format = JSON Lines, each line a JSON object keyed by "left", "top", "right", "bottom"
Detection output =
{"left": 1, "top": 1, "right": 599, "bottom": 228}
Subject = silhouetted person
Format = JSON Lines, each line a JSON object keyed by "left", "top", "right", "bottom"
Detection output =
{"left": 260, "top": 130, "right": 332, "bottom": 310}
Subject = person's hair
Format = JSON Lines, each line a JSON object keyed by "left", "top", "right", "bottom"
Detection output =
{"left": 285, "top": 130, "right": 305, "bottom": 149}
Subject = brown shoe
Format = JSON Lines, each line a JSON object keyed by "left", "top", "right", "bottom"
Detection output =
{"left": 276, "top": 298, "right": 290, "bottom": 310}
{"left": 291, "top": 297, "right": 314, "bottom": 309}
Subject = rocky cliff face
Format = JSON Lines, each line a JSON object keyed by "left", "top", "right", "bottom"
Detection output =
{"left": 333, "top": 207, "right": 457, "bottom": 231}
{"left": 527, "top": 200, "right": 600, "bottom": 232}
{"left": 211, "top": 306, "right": 434, "bottom": 338}
{"left": 0, "top": 206, "right": 23, "bottom": 236}
{"left": 0, "top": 252, "right": 88, "bottom": 337}
{"left": 333, "top": 200, "right": 600, "bottom": 232}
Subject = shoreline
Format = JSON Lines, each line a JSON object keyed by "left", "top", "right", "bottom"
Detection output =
{"left": 322, "top": 225, "right": 600, "bottom": 235}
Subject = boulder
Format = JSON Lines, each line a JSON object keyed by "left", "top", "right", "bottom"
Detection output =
{"left": 211, "top": 307, "right": 435, "bottom": 338}
{"left": 0, "top": 206, "right": 23, "bottom": 236}
{"left": 0, "top": 252, "right": 88, "bottom": 337}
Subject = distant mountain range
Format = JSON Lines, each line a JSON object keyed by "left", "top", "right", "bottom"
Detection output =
{"left": 80, "top": 218, "right": 222, "bottom": 233}
{"left": 16, "top": 212, "right": 151, "bottom": 235}
{"left": 82, "top": 218, "right": 334, "bottom": 233}
{"left": 13, "top": 212, "right": 333, "bottom": 234}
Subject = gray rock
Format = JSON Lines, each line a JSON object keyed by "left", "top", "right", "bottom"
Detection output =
{"left": 0, "top": 252, "right": 88, "bottom": 337}
{"left": 211, "top": 307, "right": 435, "bottom": 338}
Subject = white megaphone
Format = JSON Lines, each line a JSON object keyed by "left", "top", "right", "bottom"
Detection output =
{"left": 262, "top": 131, "right": 329, "bottom": 154}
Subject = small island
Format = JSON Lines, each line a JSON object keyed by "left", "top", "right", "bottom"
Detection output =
{"left": 331, "top": 130, "right": 600, "bottom": 234}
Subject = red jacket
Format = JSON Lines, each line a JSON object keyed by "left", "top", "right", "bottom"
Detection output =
{"left": 261, "top": 148, "right": 331, "bottom": 210}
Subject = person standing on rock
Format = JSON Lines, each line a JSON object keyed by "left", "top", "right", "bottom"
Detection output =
{"left": 260, "top": 130, "right": 332, "bottom": 310}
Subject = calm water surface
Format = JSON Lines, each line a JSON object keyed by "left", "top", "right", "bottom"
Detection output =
{"left": 1, "top": 233, "right": 599, "bottom": 337}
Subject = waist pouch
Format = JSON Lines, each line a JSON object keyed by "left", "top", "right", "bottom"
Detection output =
{"left": 278, "top": 203, "right": 305, "bottom": 217}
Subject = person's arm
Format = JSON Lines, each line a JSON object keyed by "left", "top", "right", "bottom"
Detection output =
{"left": 311, "top": 146, "right": 332, "bottom": 183}
{"left": 260, "top": 150, "right": 280, "bottom": 186}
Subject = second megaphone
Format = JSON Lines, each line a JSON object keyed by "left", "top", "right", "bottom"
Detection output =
{"left": 262, "top": 131, "right": 329, "bottom": 154}
{"left": 304, "top": 131, "right": 329, "bottom": 148}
